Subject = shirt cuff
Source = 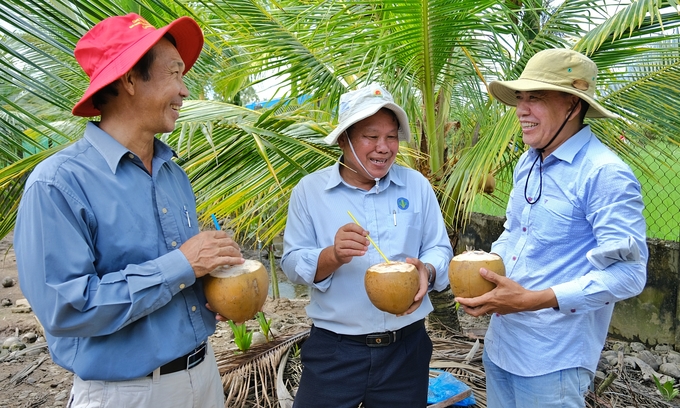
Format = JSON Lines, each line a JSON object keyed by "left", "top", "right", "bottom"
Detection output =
{"left": 551, "top": 280, "right": 586, "bottom": 315}
{"left": 298, "top": 249, "right": 332, "bottom": 291}
{"left": 157, "top": 249, "right": 196, "bottom": 296}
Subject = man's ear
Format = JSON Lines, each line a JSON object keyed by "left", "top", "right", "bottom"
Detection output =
{"left": 337, "top": 131, "right": 348, "bottom": 148}
{"left": 567, "top": 96, "right": 582, "bottom": 121}
{"left": 119, "top": 70, "right": 135, "bottom": 96}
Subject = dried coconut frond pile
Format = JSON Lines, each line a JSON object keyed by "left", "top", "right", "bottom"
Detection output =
{"left": 215, "top": 327, "right": 489, "bottom": 408}
{"left": 216, "top": 326, "right": 679, "bottom": 408}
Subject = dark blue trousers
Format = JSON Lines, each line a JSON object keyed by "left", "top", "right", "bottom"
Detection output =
{"left": 292, "top": 323, "right": 432, "bottom": 408}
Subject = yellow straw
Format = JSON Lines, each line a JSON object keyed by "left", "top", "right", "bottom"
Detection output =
{"left": 347, "top": 210, "right": 390, "bottom": 264}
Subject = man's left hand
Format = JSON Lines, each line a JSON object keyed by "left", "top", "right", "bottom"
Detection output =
{"left": 455, "top": 268, "right": 558, "bottom": 316}
{"left": 396, "top": 257, "right": 430, "bottom": 316}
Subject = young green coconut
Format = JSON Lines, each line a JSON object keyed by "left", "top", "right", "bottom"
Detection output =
{"left": 449, "top": 250, "right": 505, "bottom": 298}
{"left": 204, "top": 259, "right": 269, "bottom": 323}
{"left": 364, "top": 261, "right": 419, "bottom": 314}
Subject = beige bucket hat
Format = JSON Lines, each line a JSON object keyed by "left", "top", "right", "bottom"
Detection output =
{"left": 488, "top": 48, "right": 616, "bottom": 119}
{"left": 324, "top": 84, "right": 411, "bottom": 145}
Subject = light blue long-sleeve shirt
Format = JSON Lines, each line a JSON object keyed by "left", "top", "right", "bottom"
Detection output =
{"left": 14, "top": 122, "right": 213, "bottom": 381}
{"left": 281, "top": 161, "right": 453, "bottom": 335}
{"left": 486, "top": 126, "right": 648, "bottom": 376}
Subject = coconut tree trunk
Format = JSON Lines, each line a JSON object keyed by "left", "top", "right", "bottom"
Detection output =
{"left": 428, "top": 287, "right": 461, "bottom": 333}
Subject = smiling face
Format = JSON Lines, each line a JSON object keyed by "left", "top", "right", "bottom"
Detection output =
{"left": 515, "top": 90, "right": 582, "bottom": 157}
{"left": 132, "top": 38, "right": 189, "bottom": 135}
{"left": 337, "top": 108, "right": 400, "bottom": 190}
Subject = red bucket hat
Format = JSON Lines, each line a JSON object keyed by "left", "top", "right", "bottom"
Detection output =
{"left": 72, "top": 13, "right": 203, "bottom": 117}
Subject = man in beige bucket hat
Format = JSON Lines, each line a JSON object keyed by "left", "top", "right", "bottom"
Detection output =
{"left": 456, "top": 49, "right": 648, "bottom": 407}
{"left": 282, "top": 83, "right": 453, "bottom": 407}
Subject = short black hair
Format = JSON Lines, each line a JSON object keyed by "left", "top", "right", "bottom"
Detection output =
{"left": 91, "top": 33, "right": 177, "bottom": 111}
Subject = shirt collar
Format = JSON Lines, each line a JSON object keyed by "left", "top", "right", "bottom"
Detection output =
{"left": 325, "top": 156, "right": 406, "bottom": 191}
{"left": 548, "top": 125, "right": 592, "bottom": 164}
{"left": 83, "top": 122, "right": 177, "bottom": 174}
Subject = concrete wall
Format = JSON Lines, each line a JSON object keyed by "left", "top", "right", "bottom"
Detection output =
{"left": 454, "top": 213, "right": 680, "bottom": 349}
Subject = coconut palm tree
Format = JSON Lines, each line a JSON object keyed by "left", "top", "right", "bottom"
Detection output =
{"left": 1, "top": 0, "right": 679, "bottom": 245}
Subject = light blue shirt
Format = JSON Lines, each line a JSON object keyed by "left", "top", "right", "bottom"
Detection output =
{"left": 14, "top": 122, "right": 213, "bottom": 381}
{"left": 281, "top": 161, "right": 453, "bottom": 335}
{"left": 486, "top": 126, "right": 647, "bottom": 376}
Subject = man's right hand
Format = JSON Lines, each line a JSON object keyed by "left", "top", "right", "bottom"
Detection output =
{"left": 314, "top": 223, "right": 369, "bottom": 282}
{"left": 179, "top": 230, "right": 245, "bottom": 278}
{"left": 332, "top": 223, "right": 370, "bottom": 265}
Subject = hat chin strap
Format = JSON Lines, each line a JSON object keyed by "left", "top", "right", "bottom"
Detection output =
{"left": 524, "top": 102, "right": 578, "bottom": 205}
{"left": 346, "top": 134, "right": 391, "bottom": 194}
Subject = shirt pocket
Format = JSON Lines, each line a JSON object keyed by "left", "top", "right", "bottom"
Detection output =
{"left": 531, "top": 198, "right": 576, "bottom": 245}
{"left": 381, "top": 210, "right": 423, "bottom": 261}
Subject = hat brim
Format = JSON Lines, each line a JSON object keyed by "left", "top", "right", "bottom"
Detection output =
{"left": 72, "top": 16, "right": 203, "bottom": 117}
{"left": 324, "top": 102, "right": 411, "bottom": 145}
{"left": 488, "top": 79, "right": 617, "bottom": 119}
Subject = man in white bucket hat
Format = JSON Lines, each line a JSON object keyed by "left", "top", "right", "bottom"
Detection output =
{"left": 282, "top": 83, "right": 453, "bottom": 407}
{"left": 456, "top": 49, "right": 648, "bottom": 407}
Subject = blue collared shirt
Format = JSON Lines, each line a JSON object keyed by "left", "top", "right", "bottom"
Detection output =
{"left": 486, "top": 126, "right": 648, "bottom": 376}
{"left": 14, "top": 122, "right": 213, "bottom": 381}
{"left": 281, "top": 161, "right": 453, "bottom": 335}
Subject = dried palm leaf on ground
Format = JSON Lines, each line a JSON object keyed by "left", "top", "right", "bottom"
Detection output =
{"left": 217, "top": 329, "right": 310, "bottom": 408}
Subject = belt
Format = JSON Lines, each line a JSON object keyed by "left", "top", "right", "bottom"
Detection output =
{"left": 322, "top": 319, "right": 425, "bottom": 348}
{"left": 147, "top": 343, "right": 207, "bottom": 377}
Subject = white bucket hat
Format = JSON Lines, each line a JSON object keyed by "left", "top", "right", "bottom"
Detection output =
{"left": 324, "top": 84, "right": 411, "bottom": 145}
{"left": 488, "top": 48, "right": 617, "bottom": 119}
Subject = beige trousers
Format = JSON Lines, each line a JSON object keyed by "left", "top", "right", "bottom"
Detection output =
{"left": 67, "top": 343, "right": 224, "bottom": 408}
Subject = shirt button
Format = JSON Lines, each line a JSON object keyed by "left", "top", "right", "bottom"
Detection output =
{"left": 179, "top": 283, "right": 186, "bottom": 290}
{"left": 522, "top": 227, "right": 527, "bottom": 232}
{"left": 512, "top": 256, "right": 517, "bottom": 261}
{"left": 162, "top": 208, "right": 168, "bottom": 214}
{"left": 171, "top": 241, "right": 177, "bottom": 247}
{"left": 191, "top": 306, "right": 197, "bottom": 312}
{"left": 128, "top": 153, "right": 134, "bottom": 159}
{"left": 570, "top": 309, "right": 576, "bottom": 313}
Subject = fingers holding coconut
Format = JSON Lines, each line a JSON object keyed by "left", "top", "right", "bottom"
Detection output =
{"left": 180, "top": 230, "right": 245, "bottom": 278}
{"left": 394, "top": 258, "right": 431, "bottom": 316}
{"left": 204, "top": 302, "right": 229, "bottom": 323}
{"left": 406, "top": 258, "right": 430, "bottom": 302}
{"left": 455, "top": 269, "right": 558, "bottom": 316}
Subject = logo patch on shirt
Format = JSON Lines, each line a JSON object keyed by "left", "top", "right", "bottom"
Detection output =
{"left": 397, "top": 197, "right": 409, "bottom": 210}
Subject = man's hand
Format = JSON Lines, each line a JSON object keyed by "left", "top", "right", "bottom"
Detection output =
{"left": 455, "top": 268, "right": 557, "bottom": 316}
{"left": 397, "top": 258, "right": 430, "bottom": 316}
{"left": 315, "top": 223, "right": 369, "bottom": 282}
{"left": 332, "top": 223, "right": 370, "bottom": 265}
{"left": 179, "top": 230, "right": 245, "bottom": 278}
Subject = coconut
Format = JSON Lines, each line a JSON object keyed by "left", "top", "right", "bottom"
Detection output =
{"left": 448, "top": 250, "right": 505, "bottom": 298}
{"left": 477, "top": 173, "right": 496, "bottom": 194}
{"left": 204, "top": 259, "right": 269, "bottom": 323}
{"left": 364, "top": 261, "right": 419, "bottom": 314}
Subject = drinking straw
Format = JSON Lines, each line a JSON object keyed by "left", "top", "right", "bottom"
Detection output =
{"left": 211, "top": 214, "right": 221, "bottom": 231}
{"left": 347, "top": 210, "right": 390, "bottom": 264}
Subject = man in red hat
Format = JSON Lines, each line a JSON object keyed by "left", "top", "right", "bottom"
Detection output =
{"left": 14, "top": 13, "right": 242, "bottom": 407}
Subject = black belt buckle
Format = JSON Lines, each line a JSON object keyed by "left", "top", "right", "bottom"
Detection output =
{"left": 366, "top": 332, "right": 394, "bottom": 347}
{"left": 187, "top": 343, "right": 206, "bottom": 369}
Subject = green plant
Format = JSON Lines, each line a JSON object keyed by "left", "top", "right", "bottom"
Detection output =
{"left": 255, "top": 311, "right": 273, "bottom": 342}
{"left": 228, "top": 320, "right": 253, "bottom": 352}
{"left": 653, "top": 375, "right": 679, "bottom": 401}
{"left": 292, "top": 343, "right": 301, "bottom": 358}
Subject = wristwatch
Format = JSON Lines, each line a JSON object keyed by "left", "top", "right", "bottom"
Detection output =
{"left": 425, "top": 263, "right": 436, "bottom": 287}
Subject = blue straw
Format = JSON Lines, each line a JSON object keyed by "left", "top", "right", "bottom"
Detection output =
{"left": 211, "top": 214, "right": 221, "bottom": 231}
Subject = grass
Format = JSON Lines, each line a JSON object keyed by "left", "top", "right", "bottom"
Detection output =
{"left": 471, "top": 142, "right": 680, "bottom": 241}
